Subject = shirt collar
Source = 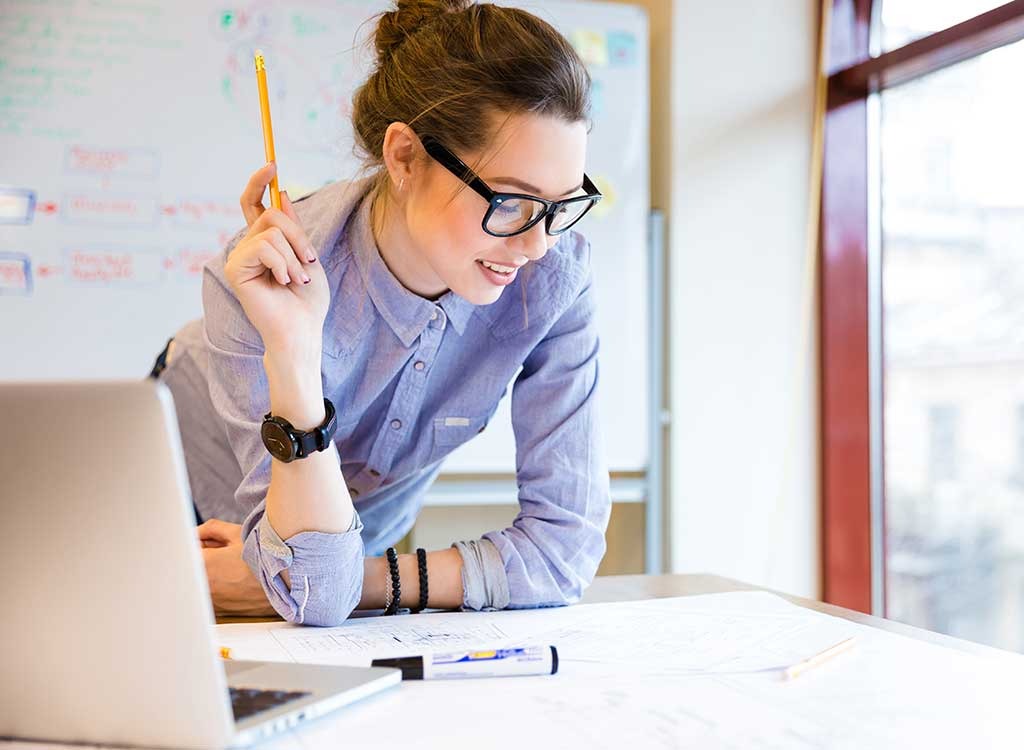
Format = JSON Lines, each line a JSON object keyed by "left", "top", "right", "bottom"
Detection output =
{"left": 438, "top": 291, "right": 474, "bottom": 335}
{"left": 350, "top": 192, "right": 473, "bottom": 347}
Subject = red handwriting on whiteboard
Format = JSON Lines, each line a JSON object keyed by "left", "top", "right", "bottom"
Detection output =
{"left": 69, "top": 251, "right": 137, "bottom": 283}
{"left": 64, "top": 147, "right": 158, "bottom": 178}
{"left": 66, "top": 195, "right": 153, "bottom": 221}
{"left": 175, "top": 198, "right": 238, "bottom": 224}
{"left": 176, "top": 248, "right": 218, "bottom": 277}
{"left": 67, "top": 147, "right": 131, "bottom": 174}
{"left": 69, "top": 195, "right": 135, "bottom": 216}
{"left": 0, "top": 260, "right": 28, "bottom": 289}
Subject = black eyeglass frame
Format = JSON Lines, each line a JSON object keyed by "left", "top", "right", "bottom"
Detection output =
{"left": 420, "top": 135, "right": 603, "bottom": 238}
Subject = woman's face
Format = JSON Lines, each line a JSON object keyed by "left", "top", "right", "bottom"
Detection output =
{"left": 399, "top": 113, "right": 590, "bottom": 305}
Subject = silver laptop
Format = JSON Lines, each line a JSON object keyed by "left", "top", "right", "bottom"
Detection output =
{"left": 0, "top": 380, "right": 400, "bottom": 749}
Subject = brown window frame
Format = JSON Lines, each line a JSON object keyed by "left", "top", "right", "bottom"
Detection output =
{"left": 820, "top": 0, "right": 1024, "bottom": 613}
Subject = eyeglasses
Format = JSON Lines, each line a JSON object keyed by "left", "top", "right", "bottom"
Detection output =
{"left": 420, "top": 135, "right": 602, "bottom": 238}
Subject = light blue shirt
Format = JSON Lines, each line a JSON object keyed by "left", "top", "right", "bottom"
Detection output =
{"left": 161, "top": 177, "right": 610, "bottom": 626}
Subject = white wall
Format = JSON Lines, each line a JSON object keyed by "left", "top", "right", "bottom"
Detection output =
{"left": 669, "top": 0, "right": 820, "bottom": 597}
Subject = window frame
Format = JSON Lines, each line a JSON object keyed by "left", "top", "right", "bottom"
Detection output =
{"left": 820, "top": 0, "right": 1024, "bottom": 613}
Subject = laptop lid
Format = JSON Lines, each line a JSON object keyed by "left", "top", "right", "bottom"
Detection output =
{"left": 0, "top": 380, "right": 236, "bottom": 749}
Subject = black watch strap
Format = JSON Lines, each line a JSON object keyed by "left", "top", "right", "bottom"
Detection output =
{"left": 261, "top": 398, "right": 337, "bottom": 463}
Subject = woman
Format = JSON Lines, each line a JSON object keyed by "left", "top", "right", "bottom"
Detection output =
{"left": 158, "top": 0, "right": 610, "bottom": 626}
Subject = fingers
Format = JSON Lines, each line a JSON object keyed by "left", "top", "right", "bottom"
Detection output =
{"left": 240, "top": 166, "right": 317, "bottom": 265}
{"left": 260, "top": 227, "right": 311, "bottom": 286}
{"left": 250, "top": 202, "right": 318, "bottom": 266}
{"left": 281, "top": 190, "right": 301, "bottom": 224}
{"left": 197, "top": 518, "right": 242, "bottom": 545}
{"left": 231, "top": 231, "right": 305, "bottom": 287}
{"left": 240, "top": 162, "right": 277, "bottom": 227}
{"left": 230, "top": 168, "right": 320, "bottom": 292}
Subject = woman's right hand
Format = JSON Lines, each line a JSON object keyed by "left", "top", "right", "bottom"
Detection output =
{"left": 224, "top": 162, "right": 329, "bottom": 357}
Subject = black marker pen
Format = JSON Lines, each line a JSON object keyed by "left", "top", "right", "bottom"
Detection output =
{"left": 372, "top": 645, "right": 558, "bottom": 680}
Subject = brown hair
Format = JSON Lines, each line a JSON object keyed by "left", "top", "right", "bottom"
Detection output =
{"left": 351, "top": 0, "right": 592, "bottom": 178}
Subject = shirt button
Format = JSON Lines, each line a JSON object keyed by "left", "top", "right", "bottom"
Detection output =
{"left": 369, "top": 468, "right": 380, "bottom": 477}
{"left": 390, "top": 419, "right": 402, "bottom": 430}
{"left": 349, "top": 488, "right": 360, "bottom": 498}
{"left": 430, "top": 309, "right": 438, "bottom": 321}
{"left": 414, "top": 361, "right": 425, "bottom": 371}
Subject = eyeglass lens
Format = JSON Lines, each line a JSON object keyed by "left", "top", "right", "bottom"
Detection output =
{"left": 486, "top": 197, "right": 595, "bottom": 235}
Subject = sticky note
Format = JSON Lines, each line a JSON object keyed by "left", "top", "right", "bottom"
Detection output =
{"left": 607, "top": 31, "right": 637, "bottom": 66}
{"left": 0, "top": 253, "right": 32, "bottom": 295}
{"left": 0, "top": 188, "right": 36, "bottom": 224}
{"left": 571, "top": 30, "right": 608, "bottom": 67}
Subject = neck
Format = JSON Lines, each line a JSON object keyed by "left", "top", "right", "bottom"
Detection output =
{"left": 370, "top": 185, "right": 448, "bottom": 301}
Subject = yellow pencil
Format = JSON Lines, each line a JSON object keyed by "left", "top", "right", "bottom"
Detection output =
{"left": 254, "top": 50, "right": 281, "bottom": 210}
{"left": 783, "top": 636, "right": 856, "bottom": 680}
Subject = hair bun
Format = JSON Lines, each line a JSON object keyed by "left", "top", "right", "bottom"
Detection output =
{"left": 374, "top": 0, "right": 474, "bottom": 61}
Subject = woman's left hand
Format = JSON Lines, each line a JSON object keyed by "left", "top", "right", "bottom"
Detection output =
{"left": 197, "top": 519, "right": 278, "bottom": 617}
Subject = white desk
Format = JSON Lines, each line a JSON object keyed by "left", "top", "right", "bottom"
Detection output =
{"left": 6, "top": 574, "right": 1023, "bottom": 749}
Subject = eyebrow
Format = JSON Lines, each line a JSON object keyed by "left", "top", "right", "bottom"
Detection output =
{"left": 488, "top": 176, "right": 585, "bottom": 198}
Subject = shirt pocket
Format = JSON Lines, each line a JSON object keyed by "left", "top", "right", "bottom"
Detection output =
{"left": 430, "top": 412, "right": 491, "bottom": 462}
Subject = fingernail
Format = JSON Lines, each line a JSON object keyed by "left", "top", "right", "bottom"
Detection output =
{"left": 302, "top": 275, "right": 311, "bottom": 284}
{"left": 282, "top": 275, "right": 290, "bottom": 284}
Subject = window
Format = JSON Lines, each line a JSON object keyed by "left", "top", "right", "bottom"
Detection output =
{"left": 925, "top": 405, "right": 959, "bottom": 483}
{"left": 1014, "top": 404, "right": 1024, "bottom": 485}
{"left": 821, "top": 0, "right": 1024, "bottom": 651}
{"left": 880, "top": 0, "right": 1012, "bottom": 51}
{"left": 881, "top": 36, "right": 1024, "bottom": 651}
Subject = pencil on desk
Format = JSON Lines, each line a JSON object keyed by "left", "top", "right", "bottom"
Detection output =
{"left": 783, "top": 636, "right": 856, "bottom": 680}
{"left": 254, "top": 50, "right": 281, "bottom": 210}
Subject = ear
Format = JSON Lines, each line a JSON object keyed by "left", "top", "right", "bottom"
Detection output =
{"left": 380, "top": 122, "right": 424, "bottom": 192}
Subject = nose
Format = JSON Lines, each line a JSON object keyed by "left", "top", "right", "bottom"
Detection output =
{"left": 516, "top": 218, "right": 551, "bottom": 262}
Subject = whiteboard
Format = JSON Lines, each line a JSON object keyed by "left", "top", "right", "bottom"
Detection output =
{"left": 0, "top": 0, "right": 649, "bottom": 472}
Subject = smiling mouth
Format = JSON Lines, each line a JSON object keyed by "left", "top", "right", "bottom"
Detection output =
{"left": 478, "top": 259, "right": 518, "bottom": 274}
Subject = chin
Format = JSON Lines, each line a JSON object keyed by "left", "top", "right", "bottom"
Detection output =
{"left": 447, "top": 272, "right": 505, "bottom": 305}
{"left": 459, "top": 284, "right": 505, "bottom": 306}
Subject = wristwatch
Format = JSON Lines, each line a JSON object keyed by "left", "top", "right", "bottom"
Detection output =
{"left": 260, "top": 398, "right": 337, "bottom": 463}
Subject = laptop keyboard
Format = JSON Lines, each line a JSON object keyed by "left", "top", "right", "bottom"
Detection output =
{"left": 229, "top": 687, "right": 311, "bottom": 721}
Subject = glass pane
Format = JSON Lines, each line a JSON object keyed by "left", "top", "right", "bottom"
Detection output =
{"left": 880, "top": 0, "right": 1011, "bottom": 52}
{"left": 881, "top": 39, "right": 1024, "bottom": 652}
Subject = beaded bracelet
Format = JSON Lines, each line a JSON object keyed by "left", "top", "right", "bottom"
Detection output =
{"left": 384, "top": 546, "right": 402, "bottom": 616}
{"left": 412, "top": 547, "right": 429, "bottom": 613}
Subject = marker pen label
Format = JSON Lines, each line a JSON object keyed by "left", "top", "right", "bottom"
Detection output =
{"left": 423, "top": 646, "right": 557, "bottom": 679}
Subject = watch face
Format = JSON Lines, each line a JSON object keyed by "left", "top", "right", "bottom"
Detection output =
{"left": 261, "top": 420, "right": 296, "bottom": 462}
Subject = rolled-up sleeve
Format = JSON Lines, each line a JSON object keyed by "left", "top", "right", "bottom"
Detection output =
{"left": 478, "top": 249, "right": 612, "bottom": 608}
{"left": 241, "top": 499, "right": 364, "bottom": 626}
{"left": 200, "top": 243, "right": 364, "bottom": 626}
